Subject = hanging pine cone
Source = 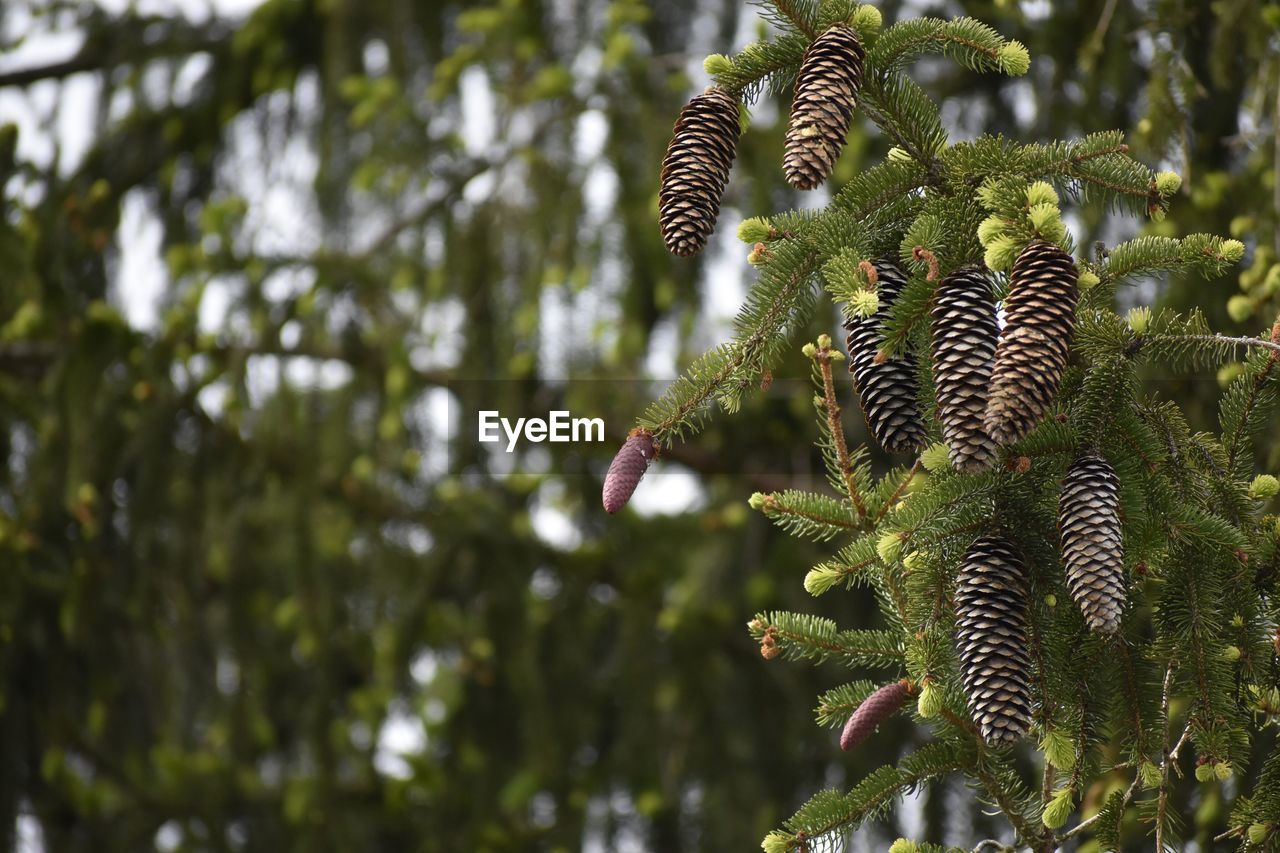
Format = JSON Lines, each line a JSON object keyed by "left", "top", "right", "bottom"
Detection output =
{"left": 931, "top": 266, "right": 999, "bottom": 472}
{"left": 784, "top": 23, "right": 865, "bottom": 190}
{"left": 840, "top": 679, "right": 910, "bottom": 751}
{"left": 658, "top": 87, "right": 741, "bottom": 257}
{"left": 844, "top": 260, "right": 928, "bottom": 454}
{"left": 1059, "top": 454, "right": 1125, "bottom": 634}
{"left": 954, "top": 536, "right": 1034, "bottom": 746}
{"left": 983, "top": 240, "right": 1078, "bottom": 446}
{"left": 603, "top": 430, "right": 656, "bottom": 514}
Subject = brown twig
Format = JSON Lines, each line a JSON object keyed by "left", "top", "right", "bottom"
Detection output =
{"left": 816, "top": 343, "right": 867, "bottom": 519}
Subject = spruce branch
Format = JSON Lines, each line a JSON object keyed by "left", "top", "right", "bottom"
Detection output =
{"left": 815, "top": 338, "right": 868, "bottom": 518}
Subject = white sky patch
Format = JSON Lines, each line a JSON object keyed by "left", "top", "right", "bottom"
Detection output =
{"left": 374, "top": 701, "right": 427, "bottom": 780}
{"left": 530, "top": 480, "right": 583, "bottom": 550}
{"left": 627, "top": 464, "right": 705, "bottom": 516}
{"left": 114, "top": 190, "right": 169, "bottom": 330}
{"left": 458, "top": 67, "right": 496, "bottom": 156}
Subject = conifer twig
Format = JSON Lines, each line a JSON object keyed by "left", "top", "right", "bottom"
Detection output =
{"left": 816, "top": 342, "right": 867, "bottom": 519}
{"left": 873, "top": 461, "right": 920, "bottom": 524}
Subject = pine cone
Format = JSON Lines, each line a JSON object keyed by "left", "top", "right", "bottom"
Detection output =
{"left": 784, "top": 23, "right": 865, "bottom": 190}
{"left": 603, "top": 430, "right": 656, "bottom": 514}
{"left": 840, "top": 679, "right": 910, "bottom": 751}
{"left": 659, "top": 88, "right": 741, "bottom": 256}
{"left": 1059, "top": 454, "right": 1125, "bottom": 634}
{"left": 931, "top": 266, "right": 999, "bottom": 471}
{"left": 983, "top": 240, "right": 1078, "bottom": 446}
{"left": 844, "top": 260, "right": 928, "bottom": 454}
{"left": 954, "top": 536, "right": 1034, "bottom": 746}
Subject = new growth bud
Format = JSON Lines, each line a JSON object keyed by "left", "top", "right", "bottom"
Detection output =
{"left": 760, "top": 831, "right": 792, "bottom": 853}
{"left": 1227, "top": 295, "right": 1255, "bottom": 322}
{"left": 803, "top": 565, "right": 843, "bottom": 596}
{"left": 983, "top": 235, "right": 1021, "bottom": 272}
{"left": 1126, "top": 306, "right": 1152, "bottom": 334}
{"left": 1154, "top": 170, "right": 1182, "bottom": 196}
{"left": 1041, "top": 787, "right": 1073, "bottom": 829}
{"left": 851, "top": 5, "right": 882, "bottom": 37}
{"left": 1077, "top": 269, "right": 1100, "bottom": 290}
{"left": 737, "top": 216, "right": 773, "bottom": 243}
{"left": 998, "top": 40, "right": 1031, "bottom": 76}
{"left": 916, "top": 679, "right": 943, "bottom": 718}
{"left": 919, "top": 442, "right": 951, "bottom": 473}
{"left": 703, "top": 53, "right": 734, "bottom": 76}
{"left": 888, "top": 840, "right": 919, "bottom": 853}
{"left": 1221, "top": 239, "right": 1246, "bottom": 263}
{"left": 1248, "top": 474, "right": 1279, "bottom": 500}
{"left": 876, "top": 531, "right": 904, "bottom": 562}
{"left": 850, "top": 289, "right": 880, "bottom": 317}
{"left": 1025, "top": 181, "right": 1059, "bottom": 208}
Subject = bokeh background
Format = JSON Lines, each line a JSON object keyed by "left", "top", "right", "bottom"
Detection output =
{"left": 1, "top": 0, "right": 1277, "bottom": 850}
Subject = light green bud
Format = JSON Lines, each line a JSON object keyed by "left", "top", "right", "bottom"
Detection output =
{"left": 1154, "top": 171, "right": 1182, "bottom": 196}
{"left": 983, "top": 235, "right": 1022, "bottom": 272}
{"left": 1044, "top": 593, "right": 1058, "bottom": 607}
{"left": 1139, "top": 761, "right": 1162, "bottom": 789}
{"left": 1041, "top": 787, "right": 1073, "bottom": 829}
{"left": 803, "top": 566, "right": 843, "bottom": 596}
{"left": 1126, "top": 307, "right": 1152, "bottom": 334}
{"left": 761, "top": 831, "right": 792, "bottom": 853}
{"left": 737, "top": 216, "right": 773, "bottom": 244}
{"left": 1041, "top": 729, "right": 1076, "bottom": 771}
{"left": 999, "top": 40, "right": 1031, "bottom": 76}
{"left": 801, "top": 343, "right": 817, "bottom": 359}
{"left": 748, "top": 492, "right": 767, "bottom": 511}
{"left": 1222, "top": 645, "right": 1243, "bottom": 662}
{"left": 851, "top": 289, "right": 880, "bottom": 318}
{"left": 1218, "top": 362, "right": 1246, "bottom": 386}
{"left": 1078, "top": 269, "right": 1101, "bottom": 290}
{"left": 1227, "top": 295, "right": 1255, "bottom": 323}
{"left": 816, "top": 333, "right": 832, "bottom": 349}
{"left": 703, "top": 53, "right": 734, "bottom": 76}
{"left": 1025, "top": 180, "right": 1059, "bottom": 208}
{"left": 851, "top": 5, "right": 883, "bottom": 36}
{"left": 916, "top": 680, "right": 943, "bottom": 718}
{"left": 887, "top": 840, "right": 919, "bottom": 853}
{"left": 876, "top": 531, "right": 904, "bottom": 563}
{"left": 919, "top": 442, "right": 951, "bottom": 473}
{"left": 1028, "top": 202, "right": 1061, "bottom": 233}
{"left": 1214, "top": 761, "right": 1233, "bottom": 781}
{"left": 887, "top": 146, "right": 912, "bottom": 163}
{"left": 902, "top": 550, "right": 925, "bottom": 571}
{"left": 1229, "top": 216, "right": 1255, "bottom": 237}
{"left": 1249, "top": 474, "right": 1280, "bottom": 500}
{"left": 1248, "top": 823, "right": 1270, "bottom": 845}
{"left": 1221, "top": 239, "right": 1246, "bottom": 263}
{"left": 977, "top": 215, "right": 1009, "bottom": 247}
{"left": 1195, "top": 763, "right": 1215, "bottom": 783}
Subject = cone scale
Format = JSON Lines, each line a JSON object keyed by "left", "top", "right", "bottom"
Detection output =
{"left": 931, "top": 265, "right": 999, "bottom": 471}
{"left": 954, "top": 535, "right": 1034, "bottom": 746}
{"left": 843, "top": 260, "right": 928, "bottom": 454}
{"left": 984, "top": 240, "right": 1078, "bottom": 446}
{"left": 784, "top": 23, "right": 865, "bottom": 190}
{"left": 1059, "top": 454, "right": 1126, "bottom": 634}
{"left": 658, "top": 88, "right": 741, "bottom": 257}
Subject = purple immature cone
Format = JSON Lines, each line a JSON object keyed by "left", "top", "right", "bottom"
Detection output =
{"left": 840, "top": 679, "right": 910, "bottom": 751}
{"left": 603, "top": 430, "right": 656, "bottom": 514}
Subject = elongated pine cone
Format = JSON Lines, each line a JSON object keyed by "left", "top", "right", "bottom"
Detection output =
{"left": 844, "top": 260, "right": 928, "bottom": 453}
{"left": 1059, "top": 454, "right": 1125, "bottom": 634}
{"left": 784, "top": 23, "right": 865, "bottom": 190}
{"left": 983, "top": 240, "right": 1078, "bottom": 446}
{"left": 931, "top": 266, "right": 999, "bottom": 471}
{"left": 658, "top": 87, "right": 741, "bottom": 256}
{"left": 954, "top": 536, "right": 1034, "bottom": 746}
{"left": 840, "top": 679, "right": 910, "bottom": 751}
{"left": 603, "top": 430, "right": 656, "bottom": 514}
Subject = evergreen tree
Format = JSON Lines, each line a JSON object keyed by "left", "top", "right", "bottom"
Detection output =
{"left": 610, "top": 2, "right": 1280, "bottom": 849}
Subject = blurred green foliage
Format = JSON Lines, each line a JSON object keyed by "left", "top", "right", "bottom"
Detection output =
{"left": 0, "top": 0, "right": 1276, "bottom": 850}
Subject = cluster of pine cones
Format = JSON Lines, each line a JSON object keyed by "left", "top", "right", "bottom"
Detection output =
{"left": 654, "top": 20, "right": 1129, "bottom": 747}
{"left": 658, "top": 22, "right": 865, "bottom": 256}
